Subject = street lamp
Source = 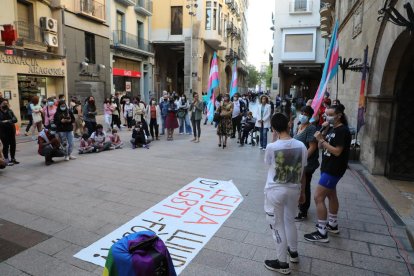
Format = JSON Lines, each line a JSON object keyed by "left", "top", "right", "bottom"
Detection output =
{"left": 186, "top": 0, "right": 198, "bottom": 96}
{"left": 378, "top": 0, "right": 414, "bottom": 33}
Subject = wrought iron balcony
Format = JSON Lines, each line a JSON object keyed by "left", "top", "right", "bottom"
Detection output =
{"left": 289, "top": 0, "right": 313, "bottom": 14}
{"left": 135, "top": 0, "right": 152, "bottom": 16}
{"left": 226, "top": 22, "right": 234, "bottom": 32}
{"left": 113, "top": 30, "right": 153, "bottom": 53}
{"left": 14, "top": 21, "right": 47, "bottom": 48}
{"left": 226, "top": 48, "right": 239, "bottom": 61}
{"left": 225, "top": 0, "right": 234, "bottom": 8}
{"left": 75, "top": 0, "right": 106, "bottom": 22}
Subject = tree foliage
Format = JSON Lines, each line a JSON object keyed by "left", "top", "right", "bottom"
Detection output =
{"left": 247, "top": 64, "right": 259, "bottom": 88}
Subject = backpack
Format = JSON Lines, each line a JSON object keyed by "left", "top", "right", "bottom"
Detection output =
{"left": 103, "top": 231, "right": 176, "bottom": 276}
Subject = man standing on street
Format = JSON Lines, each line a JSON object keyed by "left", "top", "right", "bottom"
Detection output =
{"left": 231, "top": 93, "right": 246, "bottom": 140}
{"left": 159, "top": 94, "right": 170, "bottom": 136}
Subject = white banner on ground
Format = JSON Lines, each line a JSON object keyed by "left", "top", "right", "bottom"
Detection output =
{"left": 74, "top": 178, "right": 243, "bottom": 274}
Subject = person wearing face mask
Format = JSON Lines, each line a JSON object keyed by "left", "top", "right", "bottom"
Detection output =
{"left": 110, "top": 95, "right": 122, "bottom": 131}
{"left": 103, "top": 97, "right": 115, "bottom": 132}
{"left": 28, "top": 96, "right": 43, "bottom": 140}
{"left": 293, "top": 106, "right": 319, "bottom": 221}
{"left": 177, "top": 94, "right": 192, "bottom": 135}
{"left": 231, "top": 93, "right": 246, "bottom": 140}
{"left": 317, "top": 98, "right": 331, "bottom": 130}
{"left": 159, "top": 95, "right": 170, "bottom": 135}
{"left": 165, "top": 97, "right": 178, "bottom": 140}
{"left": 304, "top": 104, "right": 351, "bottom": 243}
{"left": 71, "top": 98, "right": 84, "bottom": 138}
{"left": 255, "top": 95, "right": 272, "bottom": 150}
{"left": 37, "top": 124, "right": 65, "bottom": 165}
{"left": 146, "top": 98, "right": 161, "bottom": 141}
{"left": 0, "top": 99, "right": 19, "bottom": 166}
{"left": 240, "top": 111, "right": 256, "bottom": 146}
{"left": 123, "top": 97, "right": 135, "bottom": 131}
{"left": 54, "top": 100, "right": 76, "bottom": 161}
{"left": 83, "top": 96, "right": 97, "bottom": 136}
{"left": 217, "top": 94, "right": 233, "bottom": 148}
{"left": 43, "top": 97, "right": 57, "bottom": 129}
{"left": 189, "top": 92, "right": 203, "bottom": 143}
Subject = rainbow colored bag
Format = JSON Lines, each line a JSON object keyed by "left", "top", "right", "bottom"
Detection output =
{"left": 103, "top": 231, "right": 176, "bottom": 276}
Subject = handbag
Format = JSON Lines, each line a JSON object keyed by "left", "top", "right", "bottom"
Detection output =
{"left": 32, "top": 111, "right": 42, "bottom": 123}
{"left": 213, "top": 112, "right": 221, "bottom": 123}
{"left": 177, "top": 109, "right": 186, "bottom": 119}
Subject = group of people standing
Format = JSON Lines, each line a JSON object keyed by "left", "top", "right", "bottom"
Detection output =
{"left": 262, "top": 97, "right": 352, "bottom": 274}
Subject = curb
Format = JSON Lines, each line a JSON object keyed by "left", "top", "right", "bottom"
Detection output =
{"left": 348, "top": 162, "right": 414, "bottom": 250}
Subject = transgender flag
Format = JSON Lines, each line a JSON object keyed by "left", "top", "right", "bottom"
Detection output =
{"left": 230, "top": 59, "right": 238, "bottom": 98}
{"left": 207, "top": 52, "right": 220, "bottom": 122}
{"left": 311, "top": 20, "right": 339, "bottom": 121}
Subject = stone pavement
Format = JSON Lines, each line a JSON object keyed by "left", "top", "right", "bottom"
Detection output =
{"left": 1, "top": 123, "right": 414, "bottom": 275}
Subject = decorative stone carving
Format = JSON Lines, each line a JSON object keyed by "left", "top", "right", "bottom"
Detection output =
{"left": 352, "top": 2, "right": 363, "bottom": 39}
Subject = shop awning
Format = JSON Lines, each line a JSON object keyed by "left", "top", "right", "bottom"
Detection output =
{"left": 113, "top": 68, "right": 141, "bottom": 78}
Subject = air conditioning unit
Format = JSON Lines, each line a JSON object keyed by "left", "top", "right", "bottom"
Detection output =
{"left": 44, "top": 32, "right": 59, "bottom": 47}
{"left": 40, "top": 17, "right": 58, "bottom": 33}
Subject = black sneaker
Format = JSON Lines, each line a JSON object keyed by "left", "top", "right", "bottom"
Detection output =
{"left": 304, "top": 230, "right": 329, "bottom": 243}
{"left": 11, "top": 159, "right": 19, "bottom": 164}
{"left": 326, "top": 223, "right": 340, "bottom": 234}
{"left": 264, "top": 260, "right": 290, "bottom": 274}
{"left": 287, "top": 247, "right": 299, "bottom": 263}
{"left": 294, "top": 212, "right": 307, "bottom": 221}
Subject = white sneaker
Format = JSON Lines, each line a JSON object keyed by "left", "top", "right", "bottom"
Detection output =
{"left": 179, "top": 132, "right": 184, "bottom": 135}
{"left": 64, "top": 156, "right": 70, "bottom": 161}
{"left": 69, "top": 155, "right": 77, "bottom": 160}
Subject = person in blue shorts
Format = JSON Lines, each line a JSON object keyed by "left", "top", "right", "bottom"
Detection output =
{"left": 304, "top": 104, "right": 351, "bottom": 243}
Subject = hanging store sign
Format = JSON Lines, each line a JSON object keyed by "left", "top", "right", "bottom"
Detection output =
{"left": 113, "top": 68, "right": 141, "bottom": 78}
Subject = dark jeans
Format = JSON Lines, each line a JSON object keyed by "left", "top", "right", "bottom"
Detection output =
{"left": 241, "top": 125, "right": 255, "bottom": 145}
{"left": 299, "top": 171, "right": 314, "bottom": 214}
{"left": 85, "top": 121, "right": 97, "bottom": 137}
{"left": 149, "top": 118, "right": 159, "bottom": 139}
{"left": 126, "top": 116, "right": 134, "bottom": 129}
{"left": 232, "top": 116, "right": 242, "bottom": 138}
{"left": 191, "top": 119, "right": 201, "bottom": 138}
{"left": 40, "top": 146, "right": 64, "bottom": 161}
{"left": 111, "top": 114, "right": 121, "bottom": 129}
{"left": 1, "top": 130, "right": 16, "bottom": 160}
{"left": 25, "top": 115, "right": 33, "bottom": 132}
{"left": 141, "top": 119, "right": 150, "bottom": 137}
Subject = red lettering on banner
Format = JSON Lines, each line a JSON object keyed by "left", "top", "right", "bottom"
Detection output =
{"left": 178, "top": 191, "right": 205, "bottom": 199}
{"left": 171, "top": 197, "right": 199, "bottom": 206}
{"left": 153, "top": 204, "right": 191, "bottom": 218}
{"left": 205, "top": 200, "right": 234, "bottom": 208}
{"left": 186, "top": 187, "right": 210, "bottom": 192}
{"left": 199, "top": 205, "right": 232, "bottom": 217}
{"left": 184, "top": 212, "right": 218, "bottom": 224}
{"left": 210, "top": 189, "right": 241, "bottom": 204}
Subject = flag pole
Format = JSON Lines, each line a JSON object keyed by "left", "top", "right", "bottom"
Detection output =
{"left": 335, "top": 70, "right": 339, "bottom": 100}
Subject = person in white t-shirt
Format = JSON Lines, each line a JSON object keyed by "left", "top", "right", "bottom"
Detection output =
{"left": 263, "top": 113, "right": 307, "bottom": 274}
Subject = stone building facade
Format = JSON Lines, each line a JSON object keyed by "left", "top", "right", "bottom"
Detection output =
{"left": 321, "top": 0, "right": 414, "bottom": 180}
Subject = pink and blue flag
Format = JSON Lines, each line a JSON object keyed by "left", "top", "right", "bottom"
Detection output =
{"left": 311, "top": 20, "right": 339, "bottom": 121}
{"left": 207, "top": 52, "right": 220, "bottom": 122}
{"left": 230, "top": 59, "right": 238, "bottom": 98}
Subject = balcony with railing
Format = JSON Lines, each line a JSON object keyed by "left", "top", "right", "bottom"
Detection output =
{"left": 289, "top": 0, "right": 313, "bottom": 14}
{"left": 225, "top": 48, "right": 239, "bottom": 62}
{"left": 225, "top": 0, "right": 234, "bottom": 7}
{"left": 14, "top": 21, "right": 48, "bottom": 50}
{"left": 115, "top": 0, "right": 135, "bottom": 7}
{"left": 74, "top": 0, "right": 106, "bottom": 22}
{"left": 113, "top": 30, "right": 153, "bottom": 54}
{"left": 135, "top": 0, "right": 153, "bottom": 16}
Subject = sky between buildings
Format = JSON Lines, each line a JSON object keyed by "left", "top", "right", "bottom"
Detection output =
{"left": 247, "top": 0, "right": 274, "bottom": 69}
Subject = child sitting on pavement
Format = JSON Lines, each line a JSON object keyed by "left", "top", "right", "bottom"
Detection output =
{"left": 90, "top": 124, "right": 114, "bottom": 152}
{"left": 131, "top": 122, "right": 150, "bottom": 149}
{"left": 79, "top": 133, "right": 94, "bottom": 154}
{"left": 109, "top": 129, "right": 124, "bottom": 149}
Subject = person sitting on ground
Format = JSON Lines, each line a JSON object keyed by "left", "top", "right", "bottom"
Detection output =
{"left": 38, "top": 124, "right": 65, "bottom": 165}
{"left": 131, "top": 122, "right": 150, "bottom": 149}
{"left": 79, "top": 133, "right": 94, "bottom": 154}
{"left": 240, "top": 111, "right": 256, "bottom": 146}
{"left": 109, "top": 129, "right": 124, "bottom": 149}
{"left": 0, "top": 140, "right": 6, "bottom": 169}
{"left": 90, "top": 124, "right": 113, "bottom": 152}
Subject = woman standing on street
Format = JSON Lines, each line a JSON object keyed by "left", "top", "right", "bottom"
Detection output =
{"left": 293, "top": 106, "right": 319, "bottom": 221}
{"left": 146, "top": 98, "right": 161, "bottom": 141}
{"left": 43, "top": 97, "right": 57, "bottom": 129}
{"left": 255, "top": 95, "right": 271, "bottom": 150}
{"left": 29, "top": 96, "right": 43, "bottom": 139}
{"left": 217, "top": 94, "right": 233, "bottom": 148}
{"left": 165, "top": 97, "right": 178, "bottom": 141}
{"left": 0, "top": 99, "right": 19, "bottom": 166}
{"left": 177, "top": 94, "right": 192, "bottom": 135}
{"left": 83, "top": 96, "right": 97, "bottom": 136}
{"left": 54, "top": 100, "right": 76, "bottom": 161}
{"left": 103, "top": 97, "right": 114, "bottom": 132}
{"left": 304, "top": 104, "right": 351, "bottom": 243}
{"left": 190, "top": 92, "right": 203, "bottom": 143}
{"left": 71, "top": 98, "right": 84, "bottom": 138}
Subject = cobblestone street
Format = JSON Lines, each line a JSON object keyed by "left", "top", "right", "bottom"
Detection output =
{"left": 0, "top": 124, "right": 413, "bottom": 275}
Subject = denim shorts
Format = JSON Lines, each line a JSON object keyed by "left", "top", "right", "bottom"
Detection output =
{"left": 319, "top": 172, "right": 341, "bottom": 190}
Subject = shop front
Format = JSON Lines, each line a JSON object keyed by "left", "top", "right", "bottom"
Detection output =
{"left": 0, "top": 53, "right": 66, "bottom": 125}
{"left": 112, "top": 58, "right": 141, "bottom": 98}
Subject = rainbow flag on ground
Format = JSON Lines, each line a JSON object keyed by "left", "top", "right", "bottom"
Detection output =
{"left": 311, "top": 20, "right": 339, "bottom": 120}
{"left": 207, "top": 52, "right": 220, "bottom": 122}
{"left": 230, "top": 59, "right": 238, "bottom": 98}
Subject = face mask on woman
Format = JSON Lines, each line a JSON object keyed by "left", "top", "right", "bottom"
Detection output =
{"left": 299, "top": 114, "right": 309, "bottom": 124}
{"left": 151, "top": 101, "right": 156, "bottom": 105}
{"left": 326, "top": 115, "right": 335, "bottom": 125}
{"left": 60, "top": 106, "right": 66, "bottom": 111}
{"left": 48, "top": 101, "right": 54, "bottom": 106}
